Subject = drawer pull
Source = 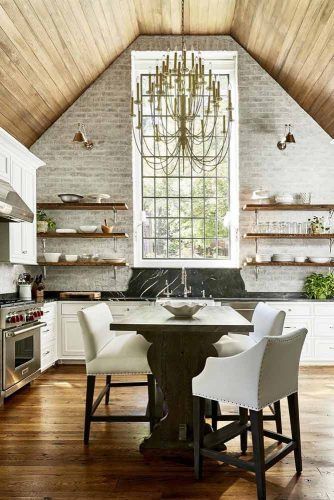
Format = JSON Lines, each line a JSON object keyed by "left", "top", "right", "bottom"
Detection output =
{"left": 284, "top": 326, "right": 296, "bottom": 329}
{"left": 329, "top": 326, "right": 334, "bottom": 329}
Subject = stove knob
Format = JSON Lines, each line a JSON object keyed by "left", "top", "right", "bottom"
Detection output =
{"left": 11, "top": 316, "right": 17, "bottom": 323}
{"left": 19, "top": 314, "right": 24, "bottom": 321}
{"left": 40, "top": 310, "right": 44, "bottom": 317}
{"left": 16, "top": 315, "right": 21, "bottom": 322}
{"left": 33, "top": 311, "right": 38, "bottom": 318}
{"left": 6, "top": 315, "right": 12, "bottom": 323}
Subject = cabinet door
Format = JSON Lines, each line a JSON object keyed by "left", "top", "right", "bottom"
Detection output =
{"left": 0, "top": 151, "right": 10, "bottom": 182}
{"left": 21, "top": 166, "right": 36, "bottom": 263}
{"left": 9, "top": 159, "right": 24, "bottom": 262}
{"left": 9, "top": 159, "right": 36, "bottom": 264}
{"left": 60, "top": 316, "right": 85, "bottom": 358}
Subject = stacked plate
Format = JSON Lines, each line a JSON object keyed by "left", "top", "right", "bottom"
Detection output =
{"left": 272, "top": 253, "right": 294, "bottom": 262}
{"left": 255, "top": 254, "right": 272, "bottom": 263}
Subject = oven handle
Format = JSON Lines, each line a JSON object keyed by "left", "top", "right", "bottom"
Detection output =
{"left": 5, "top": 322, "right": 46, "bottom": 337}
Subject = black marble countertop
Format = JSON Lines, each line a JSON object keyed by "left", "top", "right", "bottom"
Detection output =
{"left": 2, "top": 291, "right": 334, "bottom": 303}
{"left": 39, "top": 291, "right": 334, "bottom": 303}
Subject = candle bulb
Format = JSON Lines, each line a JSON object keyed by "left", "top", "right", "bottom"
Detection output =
{"left": 223, "top": 114, "right": 226, "bottom": 133}
{"left": 166, "top": 54, "right": 169, "bottom": 71}
{"left": 174, "top": 51, "right": 177, "bottom": 71}
{"left": 208, "top": 69, "right": 212, "bottom": 89}
{"left": 148, "top": 74, "right": 152, "bottom": 93}
{"left": 183, "top": 49, "right": 186, "bottom": 69}
{"left": 136, "top": 82, "right": 140, "bottom": 103}
{"left": 191, "top": 52, "right": 195, "bottom": 68}
{"left": 201, "top": 119, "right": 205, "bottom": 136}
{"left": 228, "top": 89, "right": 232, "bottom": 106}
{"left": 137, "top": 109, "right": 141, "bottom": 129}
{"left": 177, "top": 61, "right": 181, "bottom": 76}
{"left": 217, "top": 81, "right": 220, "bottom": 99}
{"left": 130, "top": 96, "right": 134, "bottom": 116}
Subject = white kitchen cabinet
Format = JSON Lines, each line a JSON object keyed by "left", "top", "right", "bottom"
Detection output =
{"left": 41, "top": 302, "right": 57, "bottom": 372}
{"left": 268, "top": 301, "right": 334, "bottom": 364}
{"left": 0, "top": 128, "right": 44, "bottom": 264}
{"left": 60, "top": 316, "right": 85, "bottom": 358}
{"left": 58, "top": 300, "right": 154, "bottom": 361}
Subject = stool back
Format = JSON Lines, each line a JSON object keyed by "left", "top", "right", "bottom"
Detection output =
{"left": 78, "top": 303, "right": 115, "bottom": 363}
{"left": 258, "top": 328, "right": 307, "bottom": 408}
{"left": 251, "top": 302, "right": 286, "bottom": 342}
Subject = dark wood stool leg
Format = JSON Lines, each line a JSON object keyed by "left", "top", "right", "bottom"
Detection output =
{"left": 84, "top": 375, "right": 95, "bottom": 445}
{"left": 147, "top": 374, "right": 156, "bottom": 433}
{"left": 288, "top": 392, "right": 302, "bottom": 474}
{"left": 193, "top": 396, "right": 205, "bottom": 480}
{"left": 211, "top": 400, "right": 218, "bottom": 431}
{"left": 274, "top": 401, "right": 282, "bottom": 434}
{"left": 105, "top": 375, "right": 111, "bottom": 405}
{"left": 239, "top": 407, "right": 248, "bottom": 454}
{"left": 250, "top": 409, "right": 266, "bottom": 500}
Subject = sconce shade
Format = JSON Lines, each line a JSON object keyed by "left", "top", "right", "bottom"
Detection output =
{"left": 285, "top": 132, "right": 296, "bottom": 143}
{"left": 73, "top": 130, "right": 85, "bottom": 143}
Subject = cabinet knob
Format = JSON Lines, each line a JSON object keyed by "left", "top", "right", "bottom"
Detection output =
{"left": 22, "top": 250, "right": 27, "bottom": 254}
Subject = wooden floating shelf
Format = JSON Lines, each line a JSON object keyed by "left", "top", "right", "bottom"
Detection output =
{"left": 37, "top": 202, "right": 128, "bottom": 211}
{"left": 37, "top": 232, "right": 129, "bottom": 239}
{"left": 244, "top": 233, "right": 334, "bottom": 239}
{"left": 245, "top": 261, "right": 334, "bottom": 267}
{"left": 38, "top": 261, "right": 128, "bottom": 267}
{"left": 243, "top": 204, "right": 334, "bottom": 211}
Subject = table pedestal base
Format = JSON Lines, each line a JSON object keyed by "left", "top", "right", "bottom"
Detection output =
{"left": 140, "top": 329, "right": 223, "bottom": 456}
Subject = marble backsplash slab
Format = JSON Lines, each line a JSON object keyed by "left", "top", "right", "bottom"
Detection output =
{"left": 126, "top": 268, "right": 245, "bottom": 298}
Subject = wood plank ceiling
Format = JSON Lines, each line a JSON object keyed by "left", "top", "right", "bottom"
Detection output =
{"left": 0, "top": 0, "right": 333, "bottom": 147}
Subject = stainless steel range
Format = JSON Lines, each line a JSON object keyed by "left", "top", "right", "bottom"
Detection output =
{"left": 0, "top": 299, "right": 45, "bottom": 400}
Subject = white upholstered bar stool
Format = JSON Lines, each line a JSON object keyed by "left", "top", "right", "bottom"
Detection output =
{"left": 212, "top": 302, "right": 286, "bottom": 437}
{"left": 193, "top": 328, "right": 307, "bottom": 500}
{"left": 78, "top": 303, "right": 155, "bottom": 444}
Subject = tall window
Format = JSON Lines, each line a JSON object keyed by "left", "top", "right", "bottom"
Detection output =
{"left": 132, "top": 51, "right": 239, "bottom": 268}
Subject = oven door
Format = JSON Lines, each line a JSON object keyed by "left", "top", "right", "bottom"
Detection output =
{"left": 3, "top": 323, "right": 43, "bottom": 391}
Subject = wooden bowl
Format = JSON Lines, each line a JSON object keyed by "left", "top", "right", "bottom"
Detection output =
{"left": 101, "top": 224, "right": 114, "bottom": 234}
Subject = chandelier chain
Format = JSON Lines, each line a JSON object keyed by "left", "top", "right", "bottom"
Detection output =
{"left": 181, "top": 0, "right": 185, "bottom": 51}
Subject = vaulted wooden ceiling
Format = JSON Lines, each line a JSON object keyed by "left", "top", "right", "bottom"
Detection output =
{"left": 0, "top": 0, "right": 333, "bottom": 147}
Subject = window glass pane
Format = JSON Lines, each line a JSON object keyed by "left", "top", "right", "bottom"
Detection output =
{"left": 156, "top": 198, "right": 167, "bottom": 217}
{"left": 168, "top": 198, "right": 179, "bottom": 217}
{"left": 180, "top": 178, "right": 192, "bottom": 197}
{"left": 168, "top": 239, "right": 180, "bottom": 258}
{"left": 180, "top": 219, "right": 192, "bottom": 238}
{"left": 143, "top": 198, "right": 154, "bottom": 217}
{"left": 180, "top": 239, "right": 192, "bottom": 258}
{"left": 168, "top": 178, "right": 179, "bottom": 197}
{"left": 143, "top": 178, "right": 154, "bottom": 197}
{"left": 180, "top": 199, "right": 191, "bottom": 218}
{"left": 168, "top": 218, "right": 180, "bottom": 238}
{"left": 156, "top": 239, "right": 167, "bottom": 258}
{"left": 155, "top": 177, "right": 167, "bottom": 197}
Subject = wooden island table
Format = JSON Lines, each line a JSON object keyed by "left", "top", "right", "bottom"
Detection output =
{"left": 110, "top": 304, "right": 253, "bottom": 457}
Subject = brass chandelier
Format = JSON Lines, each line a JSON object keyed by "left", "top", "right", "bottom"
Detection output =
{"left": 131, "top": 0, "right": 233, "bottom": 175}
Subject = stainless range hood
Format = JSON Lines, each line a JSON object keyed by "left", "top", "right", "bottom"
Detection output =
{"left": 0, "top": 179, "right": 33, "bottom": 223}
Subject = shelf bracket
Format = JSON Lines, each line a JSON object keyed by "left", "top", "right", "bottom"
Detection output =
{"left": 113, "top": 267, "right": 117, "bottom": 280}
{"left": 113, "top": 208, "right": 117, "bottom": 224}
{"left": 255, "top": 266, "right": 259, "bottom": 281}
{"left": 42, "top": 265, "right": 47, "bottom": 279}
{"left": 114, "top": 237, "right": 117, "bottom": 252}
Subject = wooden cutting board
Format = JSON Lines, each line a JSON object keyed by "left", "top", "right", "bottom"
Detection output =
{"left": 59, "top": 291, "right": 101, "bottom": 300}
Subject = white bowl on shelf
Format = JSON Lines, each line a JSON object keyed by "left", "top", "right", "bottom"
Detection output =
{"left": 294, "top": 256, "right": 307, "bottom": 263}
{"left": 64, "top": 254, "right": 78, "bottom": 262}
{"left": 79, "top": 226, "right": 97, "bottom": 233}
{"left": 272, "top": 254, "right": 294, "bottom": 262}
{"left": 43, "top": 252, "right": 61, "bottom": 263}
{"left": 308, "top": 257, "right": 331, "bottom": 264}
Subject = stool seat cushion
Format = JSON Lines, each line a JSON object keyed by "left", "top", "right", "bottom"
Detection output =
{"left": 86, "top": 333, "right": 151, "bottom": 375}
{"left": 214, "top": 333, "right": 255, "bottom": 357}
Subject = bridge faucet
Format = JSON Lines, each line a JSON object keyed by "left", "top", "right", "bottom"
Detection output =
{"left": 181, "top": 267, "right": 191, "bottom": 298}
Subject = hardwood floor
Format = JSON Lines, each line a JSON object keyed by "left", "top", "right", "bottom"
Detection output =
{"left": 0, "top": 365, "right": 333, "bottom": 499}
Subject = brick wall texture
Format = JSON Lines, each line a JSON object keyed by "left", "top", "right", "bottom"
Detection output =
{"left": 1, "top": 35, "right": 331, "bottom": 294}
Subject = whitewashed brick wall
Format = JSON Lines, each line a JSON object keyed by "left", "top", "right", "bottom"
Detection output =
{"left": 2, "top": 35, "right": 331, "bottom": 294}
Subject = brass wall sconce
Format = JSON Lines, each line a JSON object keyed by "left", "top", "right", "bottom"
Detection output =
{"left": 277, "top": 124, "right": 296, "bottom": 150}
{"left": 72, "top": 123, "right": 93, "bottom": 150}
